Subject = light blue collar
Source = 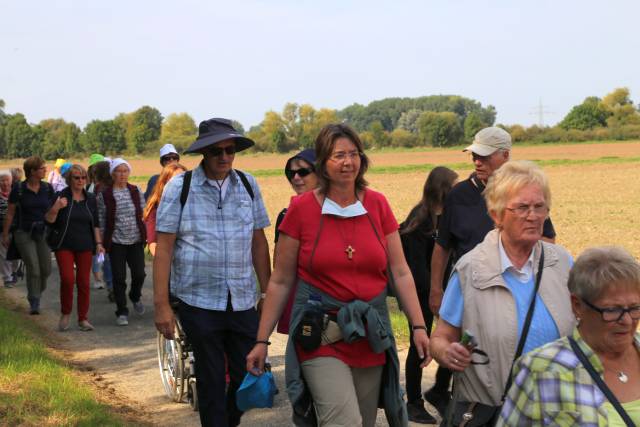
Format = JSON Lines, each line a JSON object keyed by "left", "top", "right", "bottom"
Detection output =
{"left": 321, "top": 197, "right": 367, "bottom": 218}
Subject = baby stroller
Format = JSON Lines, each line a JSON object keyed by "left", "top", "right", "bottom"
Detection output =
{"left": 156, "top": 302, "right": 199, "bottom": 411}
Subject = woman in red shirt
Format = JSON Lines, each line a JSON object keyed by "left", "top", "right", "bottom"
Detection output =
{"left": 248, "top": 124, "right": 431, "bottom": 426}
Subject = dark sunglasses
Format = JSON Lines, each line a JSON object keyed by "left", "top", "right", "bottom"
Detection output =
{"left": 161, "top": 155, "right": 180, "bottom": 162}
{"left": 208, "top": 145, "right": 236, "bottom": 157}
{"left": 285, "top": 167, "right": 314, "bottom": 181}
{"left": 72, "top": 175, "right": 87, "bottom": 180}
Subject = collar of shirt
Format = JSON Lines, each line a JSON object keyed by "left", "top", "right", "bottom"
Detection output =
{"left": 498, "top": 233, "right": 534, "bottom": 283}
{"left": 192, "top": 163, "right": 240, "bottom": 187}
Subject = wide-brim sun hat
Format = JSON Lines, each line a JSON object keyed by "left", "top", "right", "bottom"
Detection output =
{"left": 184, "top": 118, "right": 254, "bottom": 154}
{"left": 463, "top": 126, "right": 512, "bottom": 156}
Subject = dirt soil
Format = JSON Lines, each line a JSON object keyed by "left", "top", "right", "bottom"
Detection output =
{"left": 3, "top": 263, "right": 441, "bottom": 426}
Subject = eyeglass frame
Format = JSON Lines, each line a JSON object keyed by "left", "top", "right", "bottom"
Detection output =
{"left": 581, "top": 298, "right": 640, "bottom": 322}
{"left": 285, "top": 166, "right": 314, "bottom": 182}
{"left": 504, "top": 203, "right": 549, "bottom": 218}
{"left": 71, "top": 175, "right": 88, "bottom": 181}
{"left": 329, "top": 150, "right": 362, "bottom": 163}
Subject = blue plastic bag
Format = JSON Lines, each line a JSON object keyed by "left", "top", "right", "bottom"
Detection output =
{"left": 236, "top": 370, "right": 277, "bottom": 411}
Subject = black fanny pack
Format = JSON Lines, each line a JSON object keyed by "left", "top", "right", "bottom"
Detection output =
{"left": 449, "top": 401, "right": 499, "bottom": 427}
{"left": 294, "top": 307, "right": 326, "bottom": 352}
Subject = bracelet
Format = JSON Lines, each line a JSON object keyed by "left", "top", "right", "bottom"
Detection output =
{"left": 255, "top": 340, "right": 271, "bottom": 346}
{"left": 96, "top": 242, "right": 103, "bottom": 245}
{"left": 412, "top": 325, "right": 428, "bottom": 332}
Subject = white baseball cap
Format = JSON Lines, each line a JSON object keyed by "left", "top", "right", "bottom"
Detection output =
{"left": 463, "top": 127, "right": 512, "bottom": 156}
{"left": 159, "top": 144, "right": 179, "bottom": 158}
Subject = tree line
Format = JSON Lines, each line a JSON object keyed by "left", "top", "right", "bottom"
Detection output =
{"left": 1, "top": 88, "right": 639, "bottom": 160}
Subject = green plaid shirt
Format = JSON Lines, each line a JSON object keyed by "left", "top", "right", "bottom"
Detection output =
{"left": 497, "top": 328, "right": 640, "bottom": 426}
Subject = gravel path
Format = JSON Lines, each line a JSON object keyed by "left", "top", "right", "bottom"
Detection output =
{"left": 3, "top": 261, "right": 442, "bottom": 426}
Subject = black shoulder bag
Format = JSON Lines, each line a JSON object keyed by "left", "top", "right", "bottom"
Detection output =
{"left": 568, "top": 337, "right": 635, "bottom": 427}
{"left": 448, "top": 248, "right": 545, "bottom": 427}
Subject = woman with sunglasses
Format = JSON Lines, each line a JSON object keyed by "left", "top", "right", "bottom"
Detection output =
{"left": 45, "top": 164, "right": 103, "bottom": 331}
{"left": 274, "top": 148, "right": 318, "bottom": 334}
{"left": 498, "top": 246, "right": 640, "bottom": 426}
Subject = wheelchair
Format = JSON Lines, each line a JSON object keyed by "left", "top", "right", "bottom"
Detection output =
{"left": 156, "top": 306, "right": 199, "bottom": 411}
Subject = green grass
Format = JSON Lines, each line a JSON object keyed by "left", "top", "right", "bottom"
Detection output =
{"left": 387, "top": 297, "right": 410, "bottom": 346}
{"left": 0, "top": 292, "right": 143, "bottom": 426}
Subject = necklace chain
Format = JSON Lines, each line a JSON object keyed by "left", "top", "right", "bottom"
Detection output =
{"left": 336, "top": 217, "right": 356, "bottom": 260}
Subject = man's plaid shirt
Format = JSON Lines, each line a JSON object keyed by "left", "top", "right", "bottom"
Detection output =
{"left": 497, "top": 328, "right": 640, "bottom": 426}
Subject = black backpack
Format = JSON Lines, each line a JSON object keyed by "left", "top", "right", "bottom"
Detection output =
{"left": 179, "top": 169, "right": 254, "bottom": 208}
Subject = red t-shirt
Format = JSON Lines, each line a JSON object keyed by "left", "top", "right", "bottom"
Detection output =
{"left": 278, "top": 188, "right": 398, "bottom": 367}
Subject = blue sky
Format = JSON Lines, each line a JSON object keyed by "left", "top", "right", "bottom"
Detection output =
{"left": 2, "top": 0, "right": 639, "bottom": 130}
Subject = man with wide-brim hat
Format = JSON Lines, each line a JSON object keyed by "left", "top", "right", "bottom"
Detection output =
{"left": 153, "top": 118, "right": 271, "bottom": 427}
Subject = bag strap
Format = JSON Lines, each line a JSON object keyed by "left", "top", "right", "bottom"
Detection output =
{"left": 500, "top": 246, "right": 545, "bottom": 402}
{"left": 235, "top": 169, "right": 254, "bottom": 200}
{"left": 568, "top": 336, "right": 635, "bottom": 427}
{"left": 180, "top": 170, "right": 192, "bottom": 208}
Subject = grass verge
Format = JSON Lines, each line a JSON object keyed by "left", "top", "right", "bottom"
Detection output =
{"left": 387, "top": 297, "right": 410, "bottom": 346}
{"left": 0, "top": 292, "right": 144, "bottom": 426}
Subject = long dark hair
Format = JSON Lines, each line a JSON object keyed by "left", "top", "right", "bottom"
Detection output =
{"left": 401, "top": 166, "right": 458, "bottom": 236}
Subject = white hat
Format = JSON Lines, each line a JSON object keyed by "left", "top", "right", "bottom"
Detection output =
{"left": 463, "top": 127, "right": 512, "bottom": 156}
{"left": 109, "top": 158, "right": 131, "bottom": 174}
{"left": 159, "top": 144, "right": 179, "bottom": 158}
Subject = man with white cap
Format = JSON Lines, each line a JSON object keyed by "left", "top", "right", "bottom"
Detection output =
{"left": 144, "top": 143, "right": 180, "bottom": 200}
{"left": 425, "top": 126, "right": 556, "bottom": 415}
{"left": 153, "top": 118, "right": 271, "bottom": 427}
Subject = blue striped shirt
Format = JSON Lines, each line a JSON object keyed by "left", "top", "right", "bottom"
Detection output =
{"left": 156, "top": 165, "right": 270, "bottom": 311}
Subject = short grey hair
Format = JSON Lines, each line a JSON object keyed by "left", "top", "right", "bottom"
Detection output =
{"left": 568, "top": 246, "right": 640, "bottom": 301}
{"left": 0, "top": 169, "right": 11, "bottom": 179}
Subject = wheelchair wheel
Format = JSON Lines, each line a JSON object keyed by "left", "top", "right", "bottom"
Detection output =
{"left": 188, "top": 379, "right": 199, "bottom": 411}
{"left": 157, "top": 326, "right": 186, "bottom": 402}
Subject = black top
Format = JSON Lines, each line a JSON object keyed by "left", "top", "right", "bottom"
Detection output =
{"left": 400, "top": 212, "right": 452, "bottom": 297}
{"left": 144, "top": 174, "right": 159, "bottom": 201}
{"left": 437, "top": 173, "right": 556, "bottom": 262}
{"left": 60, "top": 199, "right": 96, "bottom": 251}
{"left": 48, "top": 188, "right": 99, "bottom": 252}
{"left": 9, "top": 181, "right": 55, "bottom": 232}
{"left": 274, "top": 208, "right": 287, "bottom": 243}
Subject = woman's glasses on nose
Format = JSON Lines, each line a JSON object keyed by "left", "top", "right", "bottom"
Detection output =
{"left": 285, "top": 167, "right": 313, "bottom": 181}
{"left": 72, "top": 175, "right": 87, "bottom": 181}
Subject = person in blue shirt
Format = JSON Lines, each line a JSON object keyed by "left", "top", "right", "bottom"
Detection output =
{"left": 153, "top": 118, "right": 271, "bottom": 427}
{"left": 430, "top": 161, "right": 575, "bottom": 425}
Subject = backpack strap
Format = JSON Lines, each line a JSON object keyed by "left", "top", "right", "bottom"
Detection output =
{"left": 180, "top": 170, "right": 193, "bottom": 208}
{"left": 235, "top": 169, "right": 254, "bottom": 200}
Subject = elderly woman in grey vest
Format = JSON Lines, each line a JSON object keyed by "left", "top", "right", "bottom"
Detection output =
{"left": 430, "top": 161, "right": 575, "bottom": 426}
{"left": 97, "top": 158, "right": 146, "bottom": 327}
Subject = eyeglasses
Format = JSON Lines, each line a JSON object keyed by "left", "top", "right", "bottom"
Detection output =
{"left": 208, "top": 145, "right": 236, "bottom": 157}
{"left": 329, "top": 151, "right": 361, "bottom": 163}
{"left": 285, "top": 167, "right": 314, "bottom": 181}
{"left": 71, "top": 175, "right": 87, "bottom": 181}
{"left": 161, "top": 155, "right": 180, "bottom": 162}
{"left": 582, "top": 298, "right": 640, "bottom": 322}
{"left": 504, "top": 203, "right": 549, "bottom": 218}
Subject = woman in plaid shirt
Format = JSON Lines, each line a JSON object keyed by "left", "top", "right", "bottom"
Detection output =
{"left": 498, "top": 246, "right": 640, "bottom": 426}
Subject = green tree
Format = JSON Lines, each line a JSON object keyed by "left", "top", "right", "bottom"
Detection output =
{"left": 126, "top": 106, "right": 163, "bottom": 154}
{"left": 39, "top": 119, "right": 82, "bottom": 159}
{"left": 417, "top": 111, "right": 463, "bottom": 147}
{"left": 369, "top": 120, "right": 391, "bottom": 147}
{"left": 396, "top": 109, "right": 422, "bottom": 134}
{"left": 559, "top": 97, "right": 611, "bottom": 130}
{"left": 160, "top": 112, "right": 197, "bottom": 152}
{"left": 602, "top": 87, "right": 632, "bottom": 109}
{"left": 463, "top": 112, "right": 487, "bottom": 141}
{"left": 390, "top": 128, "right": 419, "bottom": 147}
{"left": 82, "top": 119, "right": 126, "bottom": 155}
{"left": 4, "top": 113, "right": 38, "bottom": 158}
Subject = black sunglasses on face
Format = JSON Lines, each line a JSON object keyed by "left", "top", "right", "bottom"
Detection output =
{"left": 285, "top": 167, "right": 313, "bottom": 181}
{"left": 162, "top": 155, "right": 180, "bottom": 162}
{"left": 208, "top": 146, "right": 236, "bottom": 157}
{"left": 72, "top": 175, "right": 87, "bottom": 180}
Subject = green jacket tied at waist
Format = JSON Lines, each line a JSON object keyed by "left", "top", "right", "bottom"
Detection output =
{"left": 284, "top": 278, "right": 408, "bottom": 427}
